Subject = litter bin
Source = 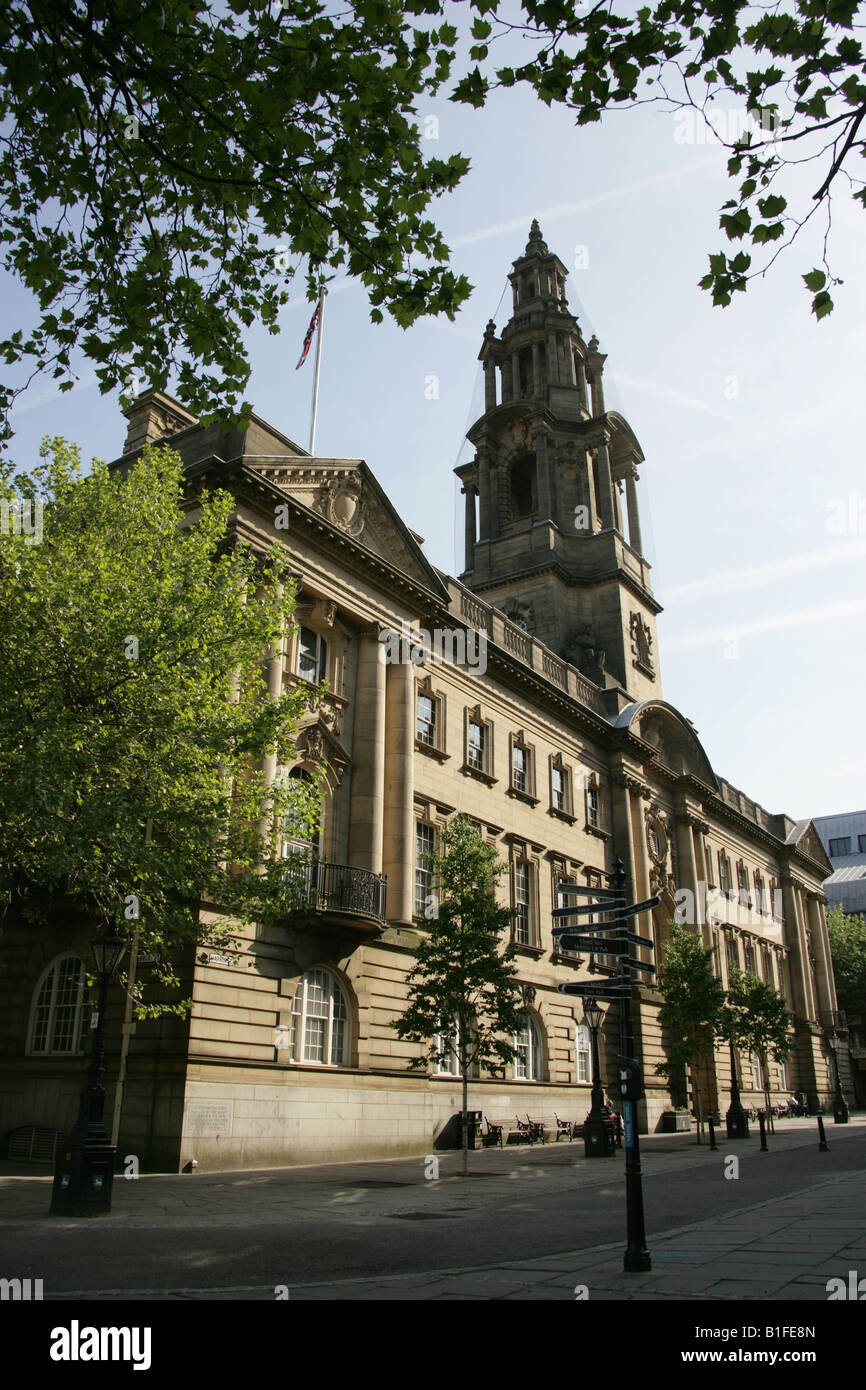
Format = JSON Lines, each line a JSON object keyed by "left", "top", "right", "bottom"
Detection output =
{"left": 464, "top": 1111, "right": 483, "bottom": 1149}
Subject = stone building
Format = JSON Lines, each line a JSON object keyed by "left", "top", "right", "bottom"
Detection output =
{"left": 0, "top": 225, "right": 847, "bottom": 1171}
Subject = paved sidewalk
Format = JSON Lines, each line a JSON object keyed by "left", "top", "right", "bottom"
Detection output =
{"left": 3, "top": 1116, "right": 864, "bottom": 1300}
{"left": 282, "top": 1168, "right": 866, "bottom": 1301}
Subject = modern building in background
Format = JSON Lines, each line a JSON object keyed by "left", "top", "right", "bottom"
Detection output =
{"left": 0, "top": 226, "right": 849, "bottom": 1172}
{"left": 813, "top": 810, "right": 866, "bottom": 918}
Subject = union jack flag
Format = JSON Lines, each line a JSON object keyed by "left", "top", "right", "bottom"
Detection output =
{"left": 296, "top": 303, "right": 320, "bottom": 369}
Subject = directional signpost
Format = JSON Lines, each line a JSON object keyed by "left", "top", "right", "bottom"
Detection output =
{"left": 554, "top": 858, "right": 660, "bottom": 1272}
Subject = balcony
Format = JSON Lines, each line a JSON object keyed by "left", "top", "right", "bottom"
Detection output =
{"left": 281, "top": 858, "right": 387, "bottom": 932}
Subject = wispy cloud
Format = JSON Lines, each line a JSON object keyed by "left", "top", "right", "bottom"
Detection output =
{"left": 610, "top": 370, "right": 737, "bottom": 423}
{"left": 450, "top": 158, "right": 720, "bottom": 250}
{"left": 662, "top": 539, "right": 866, "bottom": 606}
{"left": 665, "top": 595, "right": 866, "bottom": 651}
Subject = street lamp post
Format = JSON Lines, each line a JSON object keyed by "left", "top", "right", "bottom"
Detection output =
{"left": 50, "top": 933, "right": 127, "bottom": 1216}
{"left": 726, "top": 1040, "right": 749, "bottom": 1139}
{"left": 582, "top": 999, "right": 615, "bottom": 1158}
{"left": 829, "top": 1035, "right": 849, "bottom": 1124}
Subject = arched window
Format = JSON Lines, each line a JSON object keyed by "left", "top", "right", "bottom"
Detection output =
{"left": 290, "top": 968, "right": 349, "bottom": 1066}
{"left": 29, "top": 955, "right": 89, "bottom": 1056}
{"left": 513, "top": 1014, "right": 543, "bottom": 1081}
{"left": 509, "top": 454, "right": 537, "bottom": 519}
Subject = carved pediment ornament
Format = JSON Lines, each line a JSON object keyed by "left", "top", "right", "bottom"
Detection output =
{"left": 325, "top": 480, "right": 365, "bottom": 537}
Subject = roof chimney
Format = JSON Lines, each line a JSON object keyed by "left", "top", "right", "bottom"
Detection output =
{"left": 122, "top": 388, "right": 199, "bottom": 455}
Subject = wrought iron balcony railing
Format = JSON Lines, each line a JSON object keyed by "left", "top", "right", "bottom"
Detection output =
{"left": 281, "top": 857, "right": 387, "bottom": 923}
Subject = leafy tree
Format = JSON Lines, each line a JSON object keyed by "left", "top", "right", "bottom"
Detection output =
{"left": 0, "top": 0, "right": 471, "bottom": 442}
{"left": 719, "top": 966, "right": 791, "bottom": 1117}
{"left": 392, "top": 815, "right": 525, "bottom": 1174}
{"left": 454, "top": 0, "right": 866, "bottom": 319}
{"left": 2, "top": 3, "right": 860, "bottom": 446}
{"left": 655, "top": 923, "right": 726, "bottom": 1141}
{"left": 0, "top": 437, "right": 320, "bottom": 1013}
{"left": 826, "top": 906, "right": 866, "bottom": 1020}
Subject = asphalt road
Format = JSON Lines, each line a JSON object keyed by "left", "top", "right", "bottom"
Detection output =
{"left": 2, "top": 1123, "right": 865, "bottom": 1296}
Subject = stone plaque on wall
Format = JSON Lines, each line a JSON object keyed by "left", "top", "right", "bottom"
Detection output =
{"left": 184, "top": 1101, "right": 233, "bottom": 1136}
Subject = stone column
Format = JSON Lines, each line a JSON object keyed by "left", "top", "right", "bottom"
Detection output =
{"left": 782, "top": 878, "right": 813, "bottom": 1021}
{"left": 546, "top": 329, "right": 560, "bottom": 387}
{"left": 483, "top": 358, "right": 497, "bottom": 412}
{"left": 502, "top": 355, "right": 514, "bottom": 403}
{"left": 534, "top": 431, "right": 551, "bottom": 521}
{"left": 595, "top": 438, "right": 616, "bottom": 531}
{"left": 806, "top": 893, "right": 833, "bottom": 1021}
{"left": 477, "top": 450, "right": 491, "bottom": 541}
{"left": 625, "top": 467, "right": 644, "bottom": 556}
{"left": 532, "top": 342, "right": 543, "bottom": 397}
{"left": 348, "top": 630, "right": 386, "bottom": 874}
{"left": 461, "top": 483, "right": 476, "bottom": 572}
{"left": 383, "top": 655, "right": 414, "bottom": 924}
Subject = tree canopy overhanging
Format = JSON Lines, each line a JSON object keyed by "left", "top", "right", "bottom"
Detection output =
{"left": 1, "top": 0, "right": 862, "bottom": 443}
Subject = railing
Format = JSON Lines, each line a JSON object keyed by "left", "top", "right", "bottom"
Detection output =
{"left": 460, "top": 591, "right": 491, "bottom": 633}
{"left": 282, "top": 858, "right": 387, "bottom": 921}
{"left": 450, "top": 576, "right": 606, "bottom": 716}
{"left": 503, "top": 619, "right": 531, "bottom": 662}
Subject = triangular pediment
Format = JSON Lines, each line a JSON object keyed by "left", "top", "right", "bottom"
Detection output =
{"left": 788, "top": 819, "right": 833, "bottom": 874}
{"left": 248, "top": 457, "right": 446, "bottom": 597}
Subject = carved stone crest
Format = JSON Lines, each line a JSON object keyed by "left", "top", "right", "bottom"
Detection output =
{"left": 325, "top": 481, "right": 365, "bottom": 537}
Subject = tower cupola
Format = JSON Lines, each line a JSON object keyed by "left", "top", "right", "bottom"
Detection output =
{"left": 455, "top": 223, "right": 662, "bottom": 704}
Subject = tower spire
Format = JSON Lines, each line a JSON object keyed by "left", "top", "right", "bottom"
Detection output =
{"left": 454, "top": 223, "right": 662, "bottom": 707}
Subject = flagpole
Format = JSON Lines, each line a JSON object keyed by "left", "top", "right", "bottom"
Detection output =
{"left": 308, "top": 283, "right": 326, "bottom": 455}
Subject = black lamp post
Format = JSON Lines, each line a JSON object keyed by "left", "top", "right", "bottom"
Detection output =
{"left": 50, "top": 932, "right": 127, "bottom": 1216}
{"left": 583, "top": 999, "right": 616, "bottom": 1158}
{"left": 725, "top": 1039, "right": 749, "bottom": 1139}
{"left": 829, "top": 1035, "right": 849, "bottom": 1124}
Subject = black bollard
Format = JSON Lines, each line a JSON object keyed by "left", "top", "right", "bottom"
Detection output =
{"left": 708, "top": 1117, "right": 717, "bottom": 1151}
{"left": 817, "top": 1115, "right": 829, "bottom": 1151}
{"left": 758, "top": 1111, "right": 768, "bottom": 1152}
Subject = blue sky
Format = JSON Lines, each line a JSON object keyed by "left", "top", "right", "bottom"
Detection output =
{"left": 5, "top": 71, "right": 865, "bottom": 823}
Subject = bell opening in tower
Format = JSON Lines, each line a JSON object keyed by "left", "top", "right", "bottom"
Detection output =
{"left": 509, "top": 454, "right": 537, "bottom": 521}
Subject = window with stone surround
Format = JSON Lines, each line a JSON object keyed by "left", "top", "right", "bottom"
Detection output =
{"left": 295, "top": 625, "right": 328, "bottom": 686}
{"left": 718, "top": 852, "right": 732, "bottom": 898}
{"left": 509, "top": 731, "right": 537, "bottom": 802}
{"left": 513, "top": 1013, "right": 543, "bottom": 1081}
{"left": 414, "top": 820, "right": 437, "bottom": 920}
{"left": 585, "top": 773, "right": 602, "bottom": 832}
{"left": 415, "top": 676, "right": 446, "bottom": 758}
{"left": 29, "top": 955, "right": 89, "bottom": 1056}
{"left": 549, "top": 755, "right": 574, "bottom": 819}
{"left": 289, "top": 968, "right": 349, "bottom": 1067}
{"left": 725, "top": 932, "right": 739, "bottom": 975}
{"left": 736, "top": 860, "right": 751, "bottom": 909}
{"left": 464, "top": 705, "right": 495, "bottom": 781}
{"left": 510, "top": 844, "right": 540, "bottom": 949}
{"left": 436, "top": 1013, "right": 461, "bottom": 1077}
{"left": 576, "top": 1023, "right": 591, "bottom": 1084}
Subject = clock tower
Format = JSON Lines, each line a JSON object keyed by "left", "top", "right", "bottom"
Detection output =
{"left": 456, "top": 221, "right": 662, "bottom": 705}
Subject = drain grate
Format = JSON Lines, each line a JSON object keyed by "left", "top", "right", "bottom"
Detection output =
{"left": 348, "top": 1180, "right": 413, "bottom": 1189}
{"left": 390, "top": 1211, "right": 461, "bottom": 1220}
